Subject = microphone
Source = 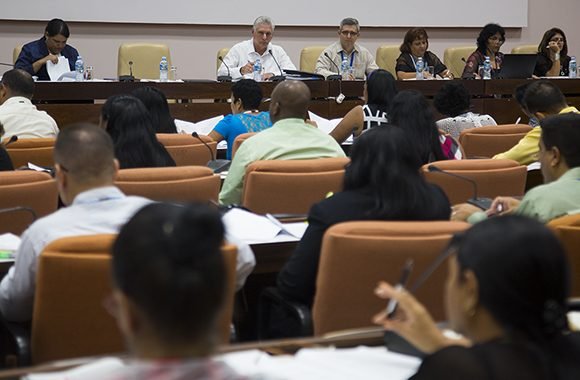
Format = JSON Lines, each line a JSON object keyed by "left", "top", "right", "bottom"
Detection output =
{"left": 323, "top": 52, "right": 343, "bottom": 81}
{"left": 119, "top": 61, "right": 135, "bottom": 82}
{"left": 0, "top": 62, "right": 14, "bottom": 68}
{"left": 217, "top": 56, "right": 232, "bottom": 82}
{"left": 3, "top": 135, "right": 18, "bottom": 147}
{"left": 191, "top": 132, "right": 231, "bottom": 173}
{"left": 267, "top": 49, "right": 286, "bottom": 82}
{"left": 427, "top": 165, "right": 492, "bottom": 210}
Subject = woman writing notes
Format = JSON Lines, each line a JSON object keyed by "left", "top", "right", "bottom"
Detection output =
{"left": 396, "top": 28, "right": 453, "bottom": 80}
{"left": 462, "top": 23, "right": 505, "bottom": 79}
{"left": 534, "top": 28, "right": 571, "bottom": 77}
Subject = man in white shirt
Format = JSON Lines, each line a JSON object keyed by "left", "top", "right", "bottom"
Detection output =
{"left": 0, "top": 69, "right": 59, "bottom": 138}
{"left": 217, "top": 16, "right": 296, "bottom": 81}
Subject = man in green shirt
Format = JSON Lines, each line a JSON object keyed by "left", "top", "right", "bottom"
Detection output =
{"left": 453, "top": 113, "right": 580, "bottom": 223}
{"left": 219, "top": 80, "right": 346, "bottom": 206}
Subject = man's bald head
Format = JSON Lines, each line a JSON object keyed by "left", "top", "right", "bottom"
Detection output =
{"left": 269, "top": 80, "right": 311, "bottom": 123}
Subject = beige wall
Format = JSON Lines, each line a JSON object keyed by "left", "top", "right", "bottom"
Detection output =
{"left": 1, "top": 0, "right": 579, "bottom": 80}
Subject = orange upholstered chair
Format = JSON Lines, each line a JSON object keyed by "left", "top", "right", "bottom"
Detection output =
{"left": 549, "top": 214, "right": 580, "bottom": 297}
{"left": 422, "top": 159, "right": 527, "bottom": 205}
{"left": 156, "top": 133, "right": 217, "bottom": 166}
{"left": 241, "top": 157, "right": 350, "bottom": 215}
{"left": 312, "top": 220, "right": 470, "bottom": 336}
{"left": 5, "top": 138, "right": 56, "bottom": 168}
{"left": 458, "top": 124, "right": 532, "bottom": 159}
{"left": 0, "top": 171, "right": 58, "bottom": 235}
{"left": 115, "top": 166, "right": 220, "bottom": 203}
{"left": 231, "top": 132, "right": 257, "bottom": 159}
{"left": 31, "top": 235, "right": 237, "bottom": 364}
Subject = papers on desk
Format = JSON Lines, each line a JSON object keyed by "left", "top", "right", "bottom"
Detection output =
{"left": 0, "top": 233, "right": 20, "bottom": 261}
{"left": 222, "top": 208, "right": 307, "bottom": 244}
{"left": 175, "top": 115, "right": 224, "bottom": 136}
{"left": 527, "top": 161, "right": 541, "bottom": 171}
{"left": 308, "top": 112, "right": 353, "bottom": 144}
{"left": 46, "top": 56, "right": 71, "bottom": 82}
{"left": 23, "top": 357, "right": 124, "bottom": 380}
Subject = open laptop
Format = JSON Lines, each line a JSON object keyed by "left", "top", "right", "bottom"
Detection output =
{"left": 496, "top": 54, "right": 538, "bottom": 79}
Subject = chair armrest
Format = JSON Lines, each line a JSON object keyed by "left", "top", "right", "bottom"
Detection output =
{"left": 258, "top": 287, "right": 313, "bottom": 339}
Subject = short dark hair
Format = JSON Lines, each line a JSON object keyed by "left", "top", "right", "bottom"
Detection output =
{"left": 1, "top": 69, "right": 35, "bottom": 98}
{"left": 538, "top": 28, "right": 568, "bottom": 58}
{"left": 523, "top": 80, "right": 567, "bottom": 115}
{"left": 366, "top": 69, "right": 397, "bottom": 114}
{"left": 541, "top": 113, "right": 580, "bottom": 168}
{"left": 340, "top": 17, "right": 359, "bottom": 32}
{"left": 45, "top": 18, "right": 70, "bottom": 38}
{"left": 112, "top": 202, "right": 226, "bottom": 344}
{"left": 231, "top": 79, "right": 263, "bottom": 110}
{"left": 132, "top": 87, "right": 177, "bottom": 134}
{"left": 433, "top": 82, "right": 471, "bottom": 117}
{"left": 476, "top": 23, "right": 505, "bottom": 54}
{"left": 400, "top": 28, "right": 429, "bottom": 54}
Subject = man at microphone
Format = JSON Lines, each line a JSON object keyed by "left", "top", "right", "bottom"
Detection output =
{"left": 217, "top": 16, "right": 296, "bottom": 81}
{"left": 315, "top": 18, "right": 378, "bottom": 80}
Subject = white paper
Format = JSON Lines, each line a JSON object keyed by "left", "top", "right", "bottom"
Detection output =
{"left": 24, "top": 357, "right": 125, "bottom": 380}
{"left": 222, "top": 208, "right": 282, "bottom": 242}
{"left": 527, "top": 161, "right": 541, "bottom": 171}
{"left": 46, "top": 56, "right": 71, "bottom": 82}
{"left": 0, "top": 233, "right": 21, "bottom": 251}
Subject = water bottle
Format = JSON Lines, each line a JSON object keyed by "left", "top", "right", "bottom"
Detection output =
{"left": 253, "top": 58, "right": 262, "bottom": 81}
{"left": 483, "top": 56, "right": 492, "bottom": 80}
{"left": 415, "top": 57, "right": 424, "bottom": 80}
{"left": 159, "top": 56, "right": 168, "bottom": 82}
{"left": 341, "top": 56, "right": 350, "bottom": 80}
{"left": 569, "top": 56, "right": 577, "bottom": 78}
{"left": 74, "top": 56, "right": 84, "bottom": 82}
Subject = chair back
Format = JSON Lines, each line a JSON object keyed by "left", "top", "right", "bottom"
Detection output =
{"left": 31, "top": 235, "right": 238, "bottom": 364}
{"left": 511, "top": 45, "right": 538, "bottom": 54}
{"left": 422, "top": 159, "right": 527, "bottom": 205}
{"left": 156, "top": 133, "right": 217, "bottom": 166}
{"left": 458, "top": 124, "right": 532, "bottom": 159}
{"left": 216, "top": 47, "right": 231, "bottom": 70}
{"left": 375, "top": 45, "right": 400, "bottom": 76}
{"left": 5, "top": 138, "right": 56, "bottom": 168}
{"left": 231, "top": 132, "right": 257, "bottom": 159}
{"left": 300, "top": 46, "right": 325, "bottom": 73}
{"left": 312, "top": 221, "right": 470, "bottom": 335}
{"left": 443, "top": 46, "right": 476, "bottom": 78}
{"left": 0, "top": 171, "right": 58, "bottom": 235}
{"left": 242, "top": 157, "right": 349, "bottom": 214}
{"left": 13, "top": 46, "right": 22, "bottom": 64}
{"left": 115, "top": 166, "right": 220, "bottom": 203}
{"left": 549, "top": 214, "right": 580, "bottom": 297}
{"left": 117, "top": 43, "right": 172, "bottom": 79}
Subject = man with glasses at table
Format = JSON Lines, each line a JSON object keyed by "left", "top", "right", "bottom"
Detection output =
{"left": 315, "top": 18, "right": 378, "bottom": 80}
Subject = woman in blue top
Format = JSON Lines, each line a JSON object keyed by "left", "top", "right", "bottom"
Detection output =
{"left": 209, "top": 79, "right": 272, "bottom": 160}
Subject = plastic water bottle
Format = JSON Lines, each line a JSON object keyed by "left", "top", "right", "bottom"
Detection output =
{"left": 483, "top": 56, "right": 492, "bottom": 80}
{"left": 415, "top": 57, "right": 424, "bottom": 80}
{"left": 569, "top": 56, "right": 577, "bottom": 78}
{"left": 253, "top": 58, "right": 262, "bottom": 81}
{"left": 74, "top": 56, "right": 84, "bottom": 82}
{"left": 340, "top": 56, "right": 350, "bottom": 80}
{"left": 159, "top": 56, "right": 168, "bottom": 82}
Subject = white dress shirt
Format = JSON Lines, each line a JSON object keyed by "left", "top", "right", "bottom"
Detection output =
{"left": 217, "top": 40, "right": 296, "bottom": 80}
{"left": 0, "top": 96, "right": 59, "bottom": 138}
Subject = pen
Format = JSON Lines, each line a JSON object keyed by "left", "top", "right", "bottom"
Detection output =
{"left": 386, "top": 259, "right": 414, "bottom": 318}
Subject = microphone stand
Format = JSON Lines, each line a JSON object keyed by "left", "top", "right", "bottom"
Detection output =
{"left": 191, "top": 132, "right": 231, "bottom": 173}
{"left": 268, "top": 49, "right": 286, "bottom": 82}
{"left": 217, "top": 56, "right": 233, "bottom": 82}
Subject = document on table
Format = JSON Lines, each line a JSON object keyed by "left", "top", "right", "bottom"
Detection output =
{"left": 222, "top": 208, "right": 307, "bottom": 244}
{"left": 46, "top": 56, "right": 71, "bottom": 82}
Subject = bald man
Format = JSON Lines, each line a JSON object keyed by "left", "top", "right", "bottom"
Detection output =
{"left": 219, "top": 81, "right": 345, "bottom": 205}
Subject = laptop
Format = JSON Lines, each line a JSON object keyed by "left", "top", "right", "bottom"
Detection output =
{"left": 496, "top": 54, "right": 538, "bottom": 79}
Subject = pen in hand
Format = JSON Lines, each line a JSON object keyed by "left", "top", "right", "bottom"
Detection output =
{"left": 386, "top": 259, "right": 414, "bottom": 319}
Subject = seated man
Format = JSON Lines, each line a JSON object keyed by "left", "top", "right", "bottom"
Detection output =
{"left": 0, "top": 69, "right": 59, "bottom": 138}
{"left": 217, "top": 16, "right": 296, "bottom": 81}
{"left": 219, "top": 80, "right": 346, "bottom": 206}
{"left": 0, "top": 124, "right": 151, "bottom": 321}
{"left": 315, "top": 17, "right": 379, "bottom": 80}
{"left": 454, "top": 113, "right": 580, "bottom": 224}
{"left": 493, "top": 80, "right": 578, "bottom": 165}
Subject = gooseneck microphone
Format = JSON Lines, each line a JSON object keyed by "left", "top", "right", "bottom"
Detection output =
{"left": 324, "top": 52, "right": 343, "bottom": 81}
{"left": 427, "top": 165, "right": 492, "bottom": 210}
{"left": 268, "top": 49, "right": 286, "bottom": 82}
{"left": 191, "top": 132, "right": 231, "bottom": 173}
{"left": 0, "top": 62, "right": 15, "bottom": 68}
{"left": 217, "top": 56, "right": 232, "bottom": 82}
{"left": 3, "top": 135, "right": 18, "bottom": 147}
{"left": 119, "top": 60, "right": 135, "bottom": 82}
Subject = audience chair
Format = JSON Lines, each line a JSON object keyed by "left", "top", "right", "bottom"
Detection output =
{"left": 12, "top": 46, "right": 22, "bottom": 65}
{"left": 443, "top": 46, "right": 476, "bottom": 78}
{"left": 216, "top": 47, "right": 231, "bottom": 70}
{"left": 156, "top": 133, "right": 217, "bottom": 166}
{"left": 231, "top": 132, "right": 257, "bottom": 159}
{"left": 0, "top": 171, "right": 58, "bottom": 235}
{"left": 115, "top": 166, "right": 220, "bottom": 203}
{"left": 511, "top": 45, "right": 538, "bottom": 54}
{"left": 458, "top": 124, "right": 532, "bottom": 159}
{"left": 422, "top": 159, "right": 527, "bottom": 205}
{"left": 242, "top": 157, "right": 350, "bottom": 215}
{"left": 117, "top": 43, "right": 171, "bottom": 80}
{"left": 5, "top": 138, "right": 56, "bottom": 169}
{"left": 375, "top": 45, "right": 400, "bottom": 76}
{"left": 549, "top": 214, "right": 580, "bottom": 297}
{"left": 299, "top": 46, "right": 326, "bottom": 73}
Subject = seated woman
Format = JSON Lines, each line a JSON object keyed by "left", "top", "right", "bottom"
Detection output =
{"left": 390, "top": 90, "right": 462, "bottom": 163}
{"left": 373, "top": 215, "right": 580, "bottom": 380}
{"left": 208, "top": 79, "right": 272, "bottom": 160}
{"left": 462, "top": 23, "right": 505, "bottom": 79}
{"left": 434, "top": 81, "right": 497, "bottom": 139}
{"left": 534, "top": 28, "right": 571, "bottom": 77}
{"left": 395, "top": 28, "right": 453, "bottom": 80}
{"left": 132, "top": 86, "right": 177, "bottom": 134}
{"left": 100, "top": 95, "right": 176, "bottom": 169}
{"left": 277, "top": 126, "right": 450, "bottom": 311}
{"left": 329, "top": 69, "right": 397, "bottom": 143}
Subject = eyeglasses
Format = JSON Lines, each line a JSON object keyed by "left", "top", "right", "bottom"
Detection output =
{"left": 550, "top": 37, "right": 565, "bottom": 43}
{"left": 340, "top": 31, "right": 359, "bottom": 37}
{"left": 488, "top": 36, "right": 505, "bottom": 44}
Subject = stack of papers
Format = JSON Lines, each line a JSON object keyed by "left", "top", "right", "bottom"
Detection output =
{"left": 222, "top": 208, "right": 307, "bottom": 244}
